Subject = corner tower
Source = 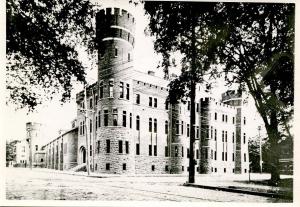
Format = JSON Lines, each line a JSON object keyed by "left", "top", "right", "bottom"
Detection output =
{"left": 95, "top": 8, "right": 136, "bottom": 174}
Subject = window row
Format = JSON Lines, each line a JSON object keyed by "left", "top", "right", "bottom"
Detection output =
{"left": 175, "top": 121, "right": 200, "bottom": 138}
{"left": 95, "top": 140, "right": 130, "bottom": 154}
{"left": 99, "top": 80, "right": 130, "bottom": 100}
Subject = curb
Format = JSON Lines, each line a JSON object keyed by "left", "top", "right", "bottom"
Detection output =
{"left": 183, "top": 183, "right": 293, "bottom": 200}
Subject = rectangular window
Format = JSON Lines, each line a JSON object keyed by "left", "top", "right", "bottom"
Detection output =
{"left": 232, "top": 153, "right": 235, "bottom": 161}
{"left": 187, "top": 148, "right": 190, "bottom": 158}
{"left": 188, "top": 101, "right": 191, "bottom": 110}
{"left": 95, "top": 116, "right": 98, "bottom": 130}
{"left": 149, "top": 145, "right": 152, "bottom": 156}
{"left": 100, "top": 82, "right": 103, "bottom": 98}
{"left": 113, "top": 109, "right": 118, "bottom": 126}
{"left": 120, "top": 82, "right": 124, "bottom": 98}
{"left": 182, "top": 146, "right": 184, "bottom": 157}
{"left": 222, "top": 130, "right": 224, "bottom": 142}
{"left": 225, "top": 115, "right": 228, "bottom": 123}
{"left": 225, "top": 152, "right": 227, "bottom": 161}
{"left": 90, "top": 145, "right": 92, "bottom": 156}
{"left": 122, "top": 111, "right": 127, "bottom": 127}
{"left": 232, "top": 132, "right": 235, "bottom": 143}
{"left": 90, "top": 119, "right": 92, "bottom": 133}
{"left": 89, "top": 98, "right": 93, "bottom": 109}
{"left": 187, "top": 124, "right": 190, "bottom": 137}
{"left": 97, "top": 140, "right": 100, "bottom": 153}
{"left": 125, "top": 141, "right": 129, "bottom": 154}
{"left": 243, "top": 133, "right": 246, "bottom": 144}
{"left": 115, "top": 47, "right": 118, "bottom": 57}
{"left": 106, "top": 140, "right": 110, "bottom": 153}
{"left": 95, "top": 95, "right": 98, "bottom": 106}
{"left": 222, "top": 114, "right": 224, "bottom": 122}
{"left": 176, "top": 120, "right": 180, "bottom": 134}
{"left": 165, "top": 121, "right": 168, "bottom": 134}
{"left": 215, "top": 112, "right": 217, "bottom": 120}
{"left": 165, "top": 146, "right": 168, "bottom": 157}
{"left": 214, "top": 129, "right": 217, "bottom": 141}
{"left": 109, "top": 80, "right": 114, "bottom": 98}
{"left": 152, "top": 165, "right": 155, "bottom": 171}
{"left": 165, "top": 165, "right": 169, "bottom": 172}
{"left": 154, "top": 119, "right": 157, "bottom": 133}
{"left": 232, "top": 117, "right": 235, "bottom": 124}
{"left": 182, "top": 166, "right": 184, "bottom": 171}
{"left": 225, "top": 131, "right": 227, "bottom": 142}
{"left": 136, "top": 94, "right": 140, "bottom": 104}
{"left": 244, "top": 153, "right": 246, "bottom": 162}
{"left": 244, "top": 117, "right": 246, "bottom": 125}
{"left": 129, "top": 113, "right": 132, "bottom": 128}
{"left": 165, "top": 101, "right": 169, "bottom": 110}
{"left": 196, "top": 103, "right": 199, "bottom": 112}
{"left": 136, "top": 143, "right": 140, "bottom": 155}
{"left": 136, "top": 116, "right": 140, "bottom": 130}
{"left": 104, "top": 110, "right": 108, "bottom": 126}
{"left": 118, "top": 140, "right": 123, "bottom": 153}
{"left": 222, "top": 152, "right": 224, "bottom": 161}
{"left": 149, "top": 118, "right": 152, "bottom": 132}
{"left": 83, "top": 120, "right": 85, "bottom": 135}
{"left": 181, "top": 121, "right": 184, "bottom": 134}
{"left": 126, "top": 83, "right": 130, "bottom": 100}
{"left": 196, "top": 126, "right": 200, "bottom": 139}
{"left": 214, "top": 151, "right": 217, "bottom": 160}
{"left": 154, "top": 98, "right": 157, "bottom": 108}
{"left": 154, "top": 145, "right": 157, "bottom": 156}
{"left": 123, "top": 163, "right": 126, "bottom": 170}
{"left": 106, "top": 163, "right": 110, "bottom": 170}
{"left": 149, "top": 97, "right": 152, "bottom": 107}
{"left": 196, "top": 149, "right": 199, "bottom": 159}
{"left": 35, "top": 145, "right": 38, "bottom": 151}
{"left": 211, "top": 149, "right": 213, "bottom": 159}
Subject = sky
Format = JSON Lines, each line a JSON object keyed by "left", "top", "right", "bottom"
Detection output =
{"left": 2, "top": 0, "right": 266, "bottom": 145}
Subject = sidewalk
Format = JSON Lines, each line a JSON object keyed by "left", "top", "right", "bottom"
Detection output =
{"left": 184, "top": 173, "right": 293, "bottom": 200}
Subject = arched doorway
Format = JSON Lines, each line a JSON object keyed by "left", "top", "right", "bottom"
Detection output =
{"left": 79, "top": 146, "right": 86, "bottom": 164}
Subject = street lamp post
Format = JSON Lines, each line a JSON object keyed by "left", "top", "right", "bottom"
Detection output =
{"left": 84, "top": 85, "right": 91, "bottom": 176}
{"left": 258, "top": 126, "right": 262, "bottom": 174}
{"left": 26, "top": 128, "right": 33, "bottom": 170}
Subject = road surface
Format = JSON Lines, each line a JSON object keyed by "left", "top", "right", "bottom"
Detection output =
{"left": 5, "top": 168, "right": 288, "bottom": 202}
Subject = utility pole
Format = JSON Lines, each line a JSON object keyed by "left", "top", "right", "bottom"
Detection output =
{"left": 26, "top": 128, "right": 33, "bottom": 170}
{"left": 84, "top": 84, "right": 91, "bottom": 176}
{"left": 258, "top": 125, "right": 262, "bottom": 173}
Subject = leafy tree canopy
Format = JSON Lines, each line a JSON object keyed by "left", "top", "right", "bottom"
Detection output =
{"left": 6, "top": 0, "right": 97, "bottom": 111}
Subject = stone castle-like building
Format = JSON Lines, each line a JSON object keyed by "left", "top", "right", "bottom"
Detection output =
{"left": 43, "top": 7, "right": 250, "bottom": 175}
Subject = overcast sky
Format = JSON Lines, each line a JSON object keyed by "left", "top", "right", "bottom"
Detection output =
{"left": 2, "top": 0, "right": 265, "bottom": 145}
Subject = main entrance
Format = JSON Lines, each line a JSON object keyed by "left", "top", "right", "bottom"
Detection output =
{"left": 79, "top": 146, "right": 86, "bottom": 164}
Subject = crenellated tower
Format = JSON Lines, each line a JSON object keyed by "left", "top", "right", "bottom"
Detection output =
{"left": 95, "top": 8, "right": 136, "bottom": 174}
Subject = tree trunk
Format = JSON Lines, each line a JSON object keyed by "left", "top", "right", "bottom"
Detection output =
{"left": 188, "top": 6, "right": 196, "bottom": 183}
{"left": 268, "top": 86, "right": 281, "bottom": 185}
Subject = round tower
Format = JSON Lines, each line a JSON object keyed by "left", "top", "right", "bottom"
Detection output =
{"left": 95, "top": 8, "right": 136, "bottom": 174}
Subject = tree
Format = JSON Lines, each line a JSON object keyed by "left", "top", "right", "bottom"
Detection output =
{"left": 144, "top": 1, "right": 225, "bottom": 183}
{"left": 6, "top": 0, "right": 96, "bottom": 111}
{"left": 216, "top": 3, "right": 294, "bottom": 185}
{"left": 6, "top": 140, "right": 18, "bottom": 162}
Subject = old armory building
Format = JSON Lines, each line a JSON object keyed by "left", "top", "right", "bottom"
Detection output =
{"left": 43, "top": 8, "right": 250, "bottom": 175}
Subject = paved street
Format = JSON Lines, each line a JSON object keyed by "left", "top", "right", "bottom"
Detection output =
{"left": 5, "top": 167, "right": 288, "bottom": 202}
